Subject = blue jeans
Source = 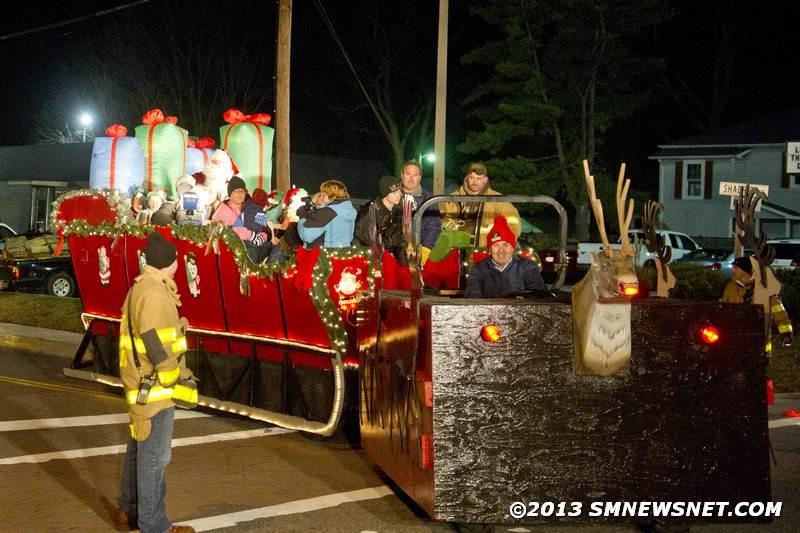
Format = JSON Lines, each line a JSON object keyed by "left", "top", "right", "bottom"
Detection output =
{"left": 118, "top": 408, "right": 174, "bottom": 533}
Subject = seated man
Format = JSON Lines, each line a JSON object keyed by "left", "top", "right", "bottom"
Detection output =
{"left": 464, "top": 216, "right": 546, "bottom": 298}
{"left": 440, "top": 162, "right": 521, "bottom": 248}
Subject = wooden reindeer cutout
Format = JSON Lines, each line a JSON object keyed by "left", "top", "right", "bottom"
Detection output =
{"left": 734, "top": 186, "right": 781, "bottom": 328}
{"left": 642, "top": 200, "right": 676, "bottom": 297}
{"left": 572, "top": 160, "right": 638, "bottom": 376}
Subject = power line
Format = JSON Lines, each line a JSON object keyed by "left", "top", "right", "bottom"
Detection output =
{"left": 0, "top": 0, "right": 150, "bottom": 42}
{"left": 312, "top": 0, "right": 401, "bottom": 155}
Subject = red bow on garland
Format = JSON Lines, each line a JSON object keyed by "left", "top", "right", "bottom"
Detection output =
{"left": 196, "top": 137, "right": 216, "bottom": 149}
{"left": 104, "top": 124, "right": 128, "bottom": 137}
{"left": 293, "top": 246, "right": 321, "bottom": 292}
{"left": 142, "top": 108, "right": 178, "bottom": 126}
{"left": 223, "top": 108, "right": 272, "bottom": 126}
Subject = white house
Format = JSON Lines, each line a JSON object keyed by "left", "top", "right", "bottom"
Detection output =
{"left": 650, "top": 110, "right": 800, "bottom": 240}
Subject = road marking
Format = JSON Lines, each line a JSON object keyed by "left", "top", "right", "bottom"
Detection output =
{"left": 769, "top": 417, "right": 800, "bottom": 429}
{"left": 0, "top": 411, "right": 211, "bottom": 432}
{"left": 0, "top": 374, "right": 121, "bottom": 401}
{"left": 184, "top": 486, "right": 395, "bottom": 531}
{"left": 0, "top": 427, "right": 293, "bottom": 465}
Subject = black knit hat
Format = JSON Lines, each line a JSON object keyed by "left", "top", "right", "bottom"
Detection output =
{"left": 732, "top": 256, "right": 753, "bottom": 274}
{"left": 227, "top": 175, "right": 247, "bottom": 196}
{"left": 143, "top": 231, "right": 177, "bottom": 269}
{"left": 379, "top": 175, "right": 402, "bottom": 197}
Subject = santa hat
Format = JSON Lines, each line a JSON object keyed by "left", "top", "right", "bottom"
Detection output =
{"left": 487, "top": 216, "right": 516, "bottom": 248}
{"left": 284, "top": 187, "right": 308, "bottom": 206}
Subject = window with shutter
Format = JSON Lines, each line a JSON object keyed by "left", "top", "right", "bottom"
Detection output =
{"left": 683, "top": 161, "right": 705, "bottom": 199}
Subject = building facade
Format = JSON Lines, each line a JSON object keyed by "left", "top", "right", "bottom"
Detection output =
{"left": 651, "top": 110, "right": 800, "bottom": 240}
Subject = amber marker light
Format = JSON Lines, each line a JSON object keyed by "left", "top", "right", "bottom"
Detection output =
{"left": 621, "top": 283, "right": 639, "bottom": 297}
{"left": 699, "top": 325, "right": 721, "bottom": 345}
{"left": 481, "top": 324, "right": 501, "bottom": 343}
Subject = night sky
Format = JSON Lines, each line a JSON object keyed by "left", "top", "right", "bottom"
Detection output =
{"left": 2, "top": 0, "right": 800, "bottom": 195}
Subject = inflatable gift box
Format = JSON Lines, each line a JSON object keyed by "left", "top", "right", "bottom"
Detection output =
{"left": 89, "top": 124, "right": 145, "bottom": 196}
{"left": 135, "top": 108, "right": 189, "bottom": 197}
{"left": 219, "top": 108, "right": 274, "bottom": 192}
{"left": 185, "top": 137, "right": 216, "bottom": 176}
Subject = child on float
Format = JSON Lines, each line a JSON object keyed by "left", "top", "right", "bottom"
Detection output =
{"left": 297, "top": 180, "right": 356, "bottom": 248}
{"left": 353, "top": 175, "right": 407, "bottom": 264}
{"left": 211, "top": 176, "right": 275, "bottom": 263}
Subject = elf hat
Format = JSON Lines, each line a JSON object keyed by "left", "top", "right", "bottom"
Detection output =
{"left": 487, "top": 216, "right": 516, "bottom": 248}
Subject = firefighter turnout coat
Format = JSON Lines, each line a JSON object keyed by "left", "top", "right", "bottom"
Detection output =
{"left": 440, "top": 185, "right": 521, "bottom": 248}
{"left": 119, "top": 265, "right": 196, "bottom": 441}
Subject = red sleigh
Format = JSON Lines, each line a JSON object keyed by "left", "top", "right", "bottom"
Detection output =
{"left": 55, "top": 191, "right": 370, "bottom": 436}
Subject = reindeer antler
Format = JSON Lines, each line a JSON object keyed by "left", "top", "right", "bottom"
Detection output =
{"left": 583, "top": 160, "right": 613, "bottom": 255}
{"left": 642, "top": 200, "right": 672, "bottom": 280}
{"left": 734, "top": 185, "right": 774, "bottom": 287}
{"left": 616, "top": 163, "right": 635, "bottom": 257}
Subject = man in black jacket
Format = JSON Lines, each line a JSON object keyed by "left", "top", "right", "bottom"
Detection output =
{"left": 464, "top": 216, "right": 546, "bottom": 298}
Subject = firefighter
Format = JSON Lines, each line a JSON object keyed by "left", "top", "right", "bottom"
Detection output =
{"left": 114, "top": 231, "right": 197, "bottom": 533}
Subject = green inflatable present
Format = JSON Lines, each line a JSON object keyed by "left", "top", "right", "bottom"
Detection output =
{"left": 134, "top": 109, "right": 188, "bottom": 197}
{"left": 220, "top": 108, "right": 274, "bottom": 192}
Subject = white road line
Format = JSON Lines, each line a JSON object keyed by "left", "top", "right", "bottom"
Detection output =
{"left": 769, "top": 417, "right": 800, "bottom": 429}
{"left": 185, "top": 486, "right": 395, "bottom": 531}
{"left": 0, "top": 427, "right": 293, "bottom": 465}
{"left": 0, "top": 411, "right": 211, "bottom": 432}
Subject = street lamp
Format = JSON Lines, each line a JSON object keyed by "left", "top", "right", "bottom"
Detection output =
{"left": 419, "top": 152, "right": 435, "bottom": 164}
{"left": 79, "top": 112, "right": 93, "bottom": 142}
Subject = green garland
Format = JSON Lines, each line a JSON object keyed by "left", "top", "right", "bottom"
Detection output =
{"left": 59, "top": 214, "right": 375, "bottom": 357}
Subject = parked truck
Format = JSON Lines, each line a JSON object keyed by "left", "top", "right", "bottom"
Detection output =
{"left": 577, "top": 229, "right": 701, "bottom": 270}
{"left": 0, "top": 233, "right": 76, "bottom": 297}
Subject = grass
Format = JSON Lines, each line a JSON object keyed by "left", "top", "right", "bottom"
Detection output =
{"left": 0, "top": 291, "right": 797, "bottom": 390}
{"left": 0, "top": 292, "right": 84, "bottom": 333}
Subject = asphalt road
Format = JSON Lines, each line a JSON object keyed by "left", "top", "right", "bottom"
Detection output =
{"left": 0, "top": 345, "right": 797, "bottom": 532}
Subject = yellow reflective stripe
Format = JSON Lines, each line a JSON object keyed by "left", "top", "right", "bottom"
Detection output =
{"left": 505, "top": 216, "right": 521, "bottom": 223}
{"left": 129, "top": 423, "right": 137, "bottom": 440}
{"left": 125, "top": 386, "right": 175, "bottom": 405}
{"left": 771, "top": 304, "right": 785, "bottom": 313}
{"left": 157, "top": 327, "right": 178, "bottom": 343}
{"left": 172, "top": 337, "right": 187, "bottom": 353}
{"left": 173, "top": 383, "right": 198, "bottom": 404}
{"left": 766, "top": 341, "right": 772, "bottom": 354}
{"left": 157, "top": 366, "right": 181, "bottom": 386}
{"left": 778, "top": 323, "right": 793, "bottom": 334}
{"left": 119, "top": 336, "right": 147, "bottom": 353}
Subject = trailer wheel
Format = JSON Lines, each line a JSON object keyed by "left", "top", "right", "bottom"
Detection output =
{"left": 47, "top": 272, "right": 76, "bottom": 298}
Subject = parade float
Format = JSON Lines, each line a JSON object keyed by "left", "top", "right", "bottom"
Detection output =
{"left": 57, "top": 109, "right": 774, "bottom": 526}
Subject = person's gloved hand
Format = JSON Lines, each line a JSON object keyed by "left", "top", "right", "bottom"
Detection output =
{"left": 251, "top": 232, "right": 267, "bottom": 247}
{"left": 420, "top": 246, "right": 432, "bottom": 266}
{"left": 781, "top": 332, "right": 793, "bottom": 347}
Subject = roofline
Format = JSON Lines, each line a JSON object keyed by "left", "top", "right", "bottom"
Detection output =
{"left": 655, "top": 142, "right": 785, "bottom": 149}
{"left": 762, "top": 204, "right": 800, "bottom": 220}
{"left": 647, "top": 150, "right": 752, "bottom": 161}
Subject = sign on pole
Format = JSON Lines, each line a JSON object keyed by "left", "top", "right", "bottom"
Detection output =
{"left": 787, "top": 142, "right": 800, "bottom": 174}
{"left": 719, "top": 181, "right": 769, "bottom": 211}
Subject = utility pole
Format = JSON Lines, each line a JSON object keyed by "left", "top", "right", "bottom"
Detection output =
{"left": 433, "top": 0, "right": 448, "bottom": 195}
{"left": 275, "top": 0, "right": 292, "bottom": 192}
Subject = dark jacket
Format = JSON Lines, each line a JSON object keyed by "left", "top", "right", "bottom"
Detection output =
{"left": 464, "top": 256, "right": 546, "bottom": 298}
{"left": 406, "top": 188, "right": 441, "bottom": 249}
{"left": 353, "top": 198, "right": 407, "bottom": 264}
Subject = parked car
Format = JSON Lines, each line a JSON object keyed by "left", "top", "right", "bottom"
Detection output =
{"left": 0, "top": 223, "right": 18, "bottom": 252}
{"left": 577, "top": 230, "right": 701, "bottom": 270}
{"left": 675, "top": 248, "right": 736, "bottom": 277}
{"left": 767, "top": 239, "right": 800, "bottom": 270}
{"left": 0, "top": 232, "right": 77, "bottom": 297}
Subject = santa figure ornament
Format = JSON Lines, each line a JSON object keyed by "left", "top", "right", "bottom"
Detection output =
{"left": 98, "top": 247, "right": 111, "bottom": 286}
{"left": 284, "top": 187, "right": 309, "bottom": 223}
{"left": 334, "top": 266, "right": 362, "bottom": 310}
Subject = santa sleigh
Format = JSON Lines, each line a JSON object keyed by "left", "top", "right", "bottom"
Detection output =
{"left": 57, "top": 188, "right": 772, "bottom": 526}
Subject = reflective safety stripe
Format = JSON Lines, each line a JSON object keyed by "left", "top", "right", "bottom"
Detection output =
{"left": 778, "top": 323, "right": 793, "bottom": 334}
{"left": 772, "top": 304, "right": 785, "bottom": 314}
{"left": 157, "top": 366, "right": 181, "bottom": 386}
{"left": 129, "top": 423, "right": 137, "bottom": 440}
{"left": 173, "top": 383, "right": 198, "bottom": 405}
{"left": 126, "top": 386, "right": 175, "bottom": 405}
{"left": 119, "top": 332, "right": 186, "bottom": 354}
{"left": 766, "top": 341, "right": 772, "bottom": 354}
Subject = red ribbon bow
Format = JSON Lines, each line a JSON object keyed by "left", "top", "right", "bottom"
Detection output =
{"left": 142, "top": 108, "right": 178, "bottom": 126}
{"left": 104, "top": 124, "right": 128, "bottom": 137}
{"left": 196, "top": 137, "right": 216, "bottom": 149}
{"left": 223, "top": 108, "right": 272, "bottom": 126}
